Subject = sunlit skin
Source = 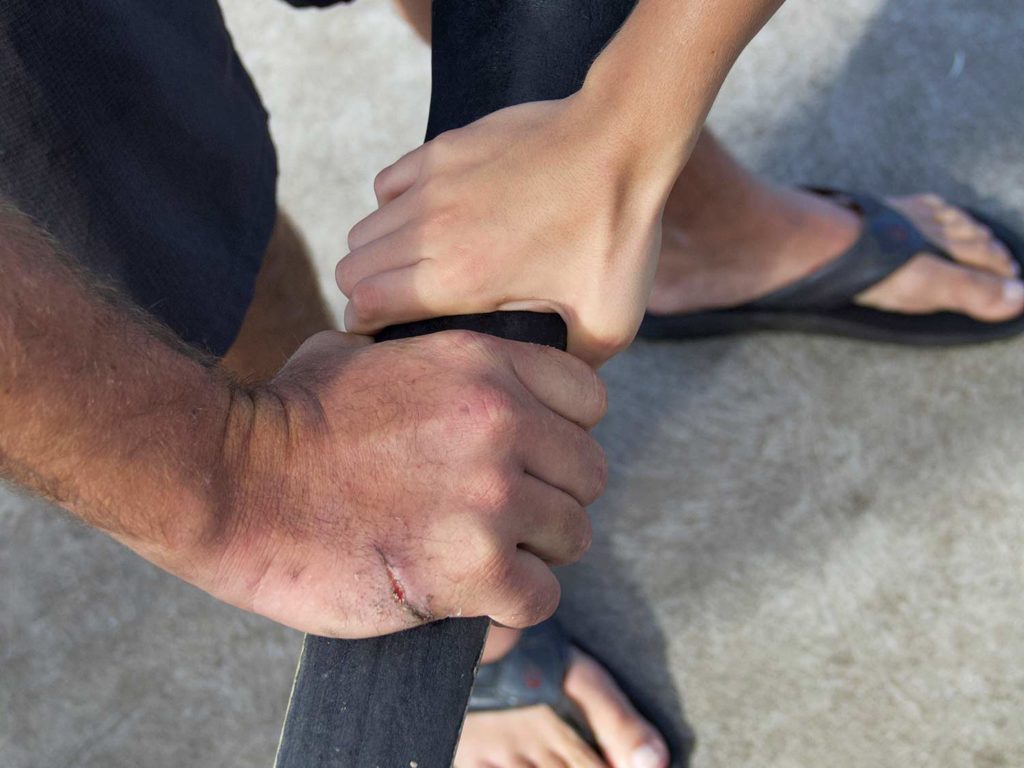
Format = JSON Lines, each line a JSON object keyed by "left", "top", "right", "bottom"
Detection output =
{"left": 0, "top": 205, "right": 607, "bottom": 642}
{"left": 374, "top": 2, "right": 1023, "bottom": 767}
{"left": 4, "top": 0, "right": 1017, "bottom": 765}
{"left": 650, "top": 133, "right": 1023, "bottom": 322}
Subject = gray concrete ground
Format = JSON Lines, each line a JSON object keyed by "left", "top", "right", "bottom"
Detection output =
{"left": 2, "top": 0, "right": 1023, "bottom": 766}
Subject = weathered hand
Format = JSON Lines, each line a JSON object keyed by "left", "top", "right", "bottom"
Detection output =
{"left": 337, "top": 95, "right": 674, "bottom": 368}
{"left": 206, "top": 329, "right": 607, "bottom": 638}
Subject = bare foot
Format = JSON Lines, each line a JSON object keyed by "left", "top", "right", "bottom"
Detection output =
{"left": 456, "top": 632, "right": 668, "bottom": 768}
{"left": 650, "top": 182, "right": 1024, "bottom": 323}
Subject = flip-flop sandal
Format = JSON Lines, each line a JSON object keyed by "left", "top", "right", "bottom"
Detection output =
{"left": 468, "top": 620, "right": 597, "bottom": 745}
{"left": 638, "top": 187, "right": 1024, "bottom": 345}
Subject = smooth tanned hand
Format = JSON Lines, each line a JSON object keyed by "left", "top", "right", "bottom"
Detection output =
{"left": 337, "top": 95, "right": 669, "bottom": 368}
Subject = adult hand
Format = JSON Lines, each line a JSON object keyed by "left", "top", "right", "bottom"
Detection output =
{"left": 336, "top": 93, "right": 680, "bottom": 368}
{"left": 206, "top": 329, "right": 607, "bottom": 638}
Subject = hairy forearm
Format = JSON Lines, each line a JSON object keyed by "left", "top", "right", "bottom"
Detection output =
{"left": 0, "top": 201, "right": 233, "bottom": 574}
{"left": 582, "top": 0, "right": 784, "bottom": 190}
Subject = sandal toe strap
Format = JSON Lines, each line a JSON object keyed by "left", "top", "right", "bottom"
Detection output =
{"left": 467, "top": 619, "right": 594, "bottom": 743}
{"left": 748, "top": 188, "right": 955, "bottom": 312}
{"left": 468, "top": 620, "right": 572, "bottom": 713}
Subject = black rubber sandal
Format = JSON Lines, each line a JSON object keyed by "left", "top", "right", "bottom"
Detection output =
{"left": 468, "top": 620, "right": 596, "bottom": 745}
{"left": 638, "top": 188, "right": 1024, "bottom": 345}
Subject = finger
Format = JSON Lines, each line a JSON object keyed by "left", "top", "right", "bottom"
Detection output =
{"left": 373, "top": 147, "right": 424, "bottom": 206}
{"left": 504, "top": 341, "right": 608, "bottom": 429}
{"left": 519, "top": 408, "right": 607, "bottom": 506}
{"left": 512, "top": 475, "right": 591, "bottom": 567}
{"left": 480, "top": 550, "right": 561, "bottom": 629}
{"left": 343, "top": 262, "right": 468, "bottom": 334}
{"left": 347, "top": 192, "right": 418, "bottom": 251}
{"left": 335, "top": 226, "right": 423, "bottom": 297}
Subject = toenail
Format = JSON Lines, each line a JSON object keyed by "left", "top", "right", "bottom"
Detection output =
{"left": 1002, "top": 281, "right": 1024, "bottom": 304}
{"left": 631, "top": 743, "right": 665, "bottom": 768}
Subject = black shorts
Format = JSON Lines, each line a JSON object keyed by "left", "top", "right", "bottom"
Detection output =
{"left": 0, "top": 0, "right": 350, "bottom": 356}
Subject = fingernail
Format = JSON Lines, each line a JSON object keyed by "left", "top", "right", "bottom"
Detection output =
{"left": 631, "top": 743, "right": 665, "bottom": 768}
{"left": 1003, "top": 280, "right": 1024, "bottom": 305}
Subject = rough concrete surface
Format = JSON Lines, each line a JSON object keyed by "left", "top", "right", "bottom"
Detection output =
{"left": 2, "top": 1, "right": 1023, "bottom": 766}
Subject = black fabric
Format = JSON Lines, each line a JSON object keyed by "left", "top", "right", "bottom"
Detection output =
{"left": 376, "top": 0, "right": 637, "bottom": 344}
{"left": 468, "top": 620, "right": 573, "bottom": 713}
{"left": 425, "top": 0, "right": 637, "bottom": 138}
{"left": 285, "top": 4, "right": 685, "bottom": 768}
{"left": 0, "top": 1, "right": 277, "bottom": 356}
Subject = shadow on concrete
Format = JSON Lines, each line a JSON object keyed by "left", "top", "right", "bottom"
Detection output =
{"left": 557, "top": 0, "right": 1024, "bottom": 762}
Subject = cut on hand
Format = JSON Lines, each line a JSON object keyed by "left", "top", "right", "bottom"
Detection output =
{"left": 207, "top": 329, "right": 608, "bottom": 638}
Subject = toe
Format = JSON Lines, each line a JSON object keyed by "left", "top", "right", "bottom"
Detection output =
{"left": 552, "top": 731, "right": 608, "bottom": 768}
{"left": 930, "top": 230, "right": 1019, "bottom": 279}
{"left": 929, "top": 258, "right": 1024, "bottom": 322}
{"left": 456, "top": 705, "right": 608, "bottom": 768}
{"left": 563, "top": 650, "right": 670, "bottom": 768}
{"left": 890, "top": 194, "right": 1018, "bottom": 278}
{"left": 537, "top": 752, "right": 570, "bottom": 768}
{"left": 859, "top": 254, "right": 1024, "bottom": 322}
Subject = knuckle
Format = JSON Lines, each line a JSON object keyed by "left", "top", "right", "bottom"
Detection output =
{"left": 477, "top": 544, "right": 516, "bottom": 589}
{"left": 460, "top": 385, "right": 519, "bottom": 445}
{"left": 372, "top": 167, "right": 393, "bottom": 199}
{"left": 335, "top": 256, "right": 357, "bottom": 295}
{"left": 562, "top": 505, "right": 593, "bottom": 562}
{"left": 577, "top": 321, "right": 633, "bottom": 364}
{"left": 588, "top": 372, "right": 609, "bottom": 423}
{"left": 415, "top": 176, "right": 446, "bottom": 205}
{"left": 348, "top": 281, "right": 381, "bottom": 323}
{"left": 589, "top": 443, "right": 609, "bottom": 500}
{"left": 346, "top": 221, "right": 365, "bottom": 251}
{"left": 518, "top": 578, "right": 560, "bottom": 626}
{"left": 468, "top": 468, "right": 517, "bottom": 513}
{"left": 594, "top": 327, "right": 633, "bottom": 358}
{"left": 441, "top": 243, "right": 486, "bottom": 290}
{"left": 570, "top": 430, "right": 608, "bottom": 505}
{"left": 414, "top": 207, "right": 456, "bottom": 249}
{"left": 424, "top": 131, "right": 457, "bottom": 163}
